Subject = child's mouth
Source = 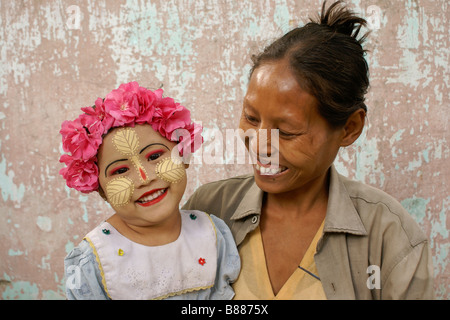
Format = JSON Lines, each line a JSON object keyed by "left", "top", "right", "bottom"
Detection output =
{"left": 136, "top": 188, "right": 168, "bottom": 207}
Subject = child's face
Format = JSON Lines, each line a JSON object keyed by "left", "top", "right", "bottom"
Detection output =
{"left": 97, "top": 124, "right": 187, "bottom": 227}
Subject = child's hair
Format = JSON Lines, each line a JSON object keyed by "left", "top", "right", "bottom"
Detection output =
{"left": 59, "top": 82, "right": 203, "bottom": 193}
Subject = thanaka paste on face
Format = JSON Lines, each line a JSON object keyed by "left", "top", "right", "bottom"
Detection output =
{"left": 105, "top": 127, "right": 186, "bottom": 207}
{"left": 112, "top": 127, "right": 149, "bottom": 183}
{"left": 106, "top": 177, "right": 134, "bottom": 207}
{"left": 155, "top": 155, "right": 186, "bottom": 184}
{"left": 103, "top": 127, "right": 148, "bottom": 207}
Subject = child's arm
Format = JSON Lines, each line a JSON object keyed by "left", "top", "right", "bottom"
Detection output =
{"left": 64, "top": 240, "right": 110, "bottom": 300}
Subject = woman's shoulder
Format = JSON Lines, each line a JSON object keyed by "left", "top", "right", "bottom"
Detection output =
{"left": 194, "top": 174, "right": 255, "bottom": 195}
{"left": 182, "top": 174, "right": 255, "bottom": 216}
{"left": 339, "top": 173, "right": 427, "bottom": 246}
{"left": 340, "top": 174, "right": 401, "bottom": 208}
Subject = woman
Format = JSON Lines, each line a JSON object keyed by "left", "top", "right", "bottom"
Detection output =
{"left": 183, "top": 1, "right": 434, "bottom": 299}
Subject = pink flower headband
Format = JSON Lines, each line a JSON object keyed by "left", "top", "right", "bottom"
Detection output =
{"left": 59, "top": 81, "right": 203, "bottom": 193}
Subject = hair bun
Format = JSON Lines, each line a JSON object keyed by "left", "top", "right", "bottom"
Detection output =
{"left": 317, "top": 0, "right": 368, "bottom": 43}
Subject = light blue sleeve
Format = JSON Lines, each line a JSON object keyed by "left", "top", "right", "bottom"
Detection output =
{"left": 64, "top": 240, "right": 110, "bottom": 300}
{"left": 208, "top": 214, "right": 241, "bottom": 300}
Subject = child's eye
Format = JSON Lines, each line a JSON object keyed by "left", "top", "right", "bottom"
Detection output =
{"left": 146, "top": 150, "right": 164, "bottom": 161}
{"left": 148, "top": 153, "right": 161, "bottom": 161}
{"left": 110, "top": 166, "right": 129, "bottom": 175}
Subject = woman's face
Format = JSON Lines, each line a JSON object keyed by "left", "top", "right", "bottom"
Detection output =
{"left": 97, "top": 124, "right": 187, "bottom": 227}
{"left": 239, "top": 59, "right": 345, "bottom": 195}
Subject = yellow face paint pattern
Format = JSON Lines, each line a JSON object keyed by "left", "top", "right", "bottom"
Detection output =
{"left": 105, "top": 127, "right": 184, "bottom": 207}
{"left": 106, "top": 177, "right": 134, "bottom": 207}
{"left": 156, "top": 157, "right": 186, "bottom": 184}
{"left": 112, "top": 128, "right": 149, "bottom": 183}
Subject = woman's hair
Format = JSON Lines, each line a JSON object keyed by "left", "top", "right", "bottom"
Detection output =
{"left": 250, "top": 0, "right": 370, "bottom": 128}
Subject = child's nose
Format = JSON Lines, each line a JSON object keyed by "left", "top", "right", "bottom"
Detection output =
{"left": 138, "top": 167, "right": 147, "bottom": 181}
{"left": 129, "top": 157, "right": 155, "bottom": 187}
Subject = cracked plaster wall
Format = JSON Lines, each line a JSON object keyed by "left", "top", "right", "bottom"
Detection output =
{"left": 0, "top": 0, "right": 448, "bottom": 299}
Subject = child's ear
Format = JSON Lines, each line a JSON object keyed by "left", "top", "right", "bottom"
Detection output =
{"left": 177, "top": 149, "right": 191, "bottom": 169}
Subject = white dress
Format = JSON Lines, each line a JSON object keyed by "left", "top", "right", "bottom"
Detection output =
{"left": 64, "top": 210, "right": 240, "bottom": 300}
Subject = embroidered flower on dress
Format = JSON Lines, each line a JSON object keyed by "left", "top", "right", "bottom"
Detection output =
{"left": 198, "top": 258, "right": 206, "bottom": 266}
{"left": 59, "top": 81, "right": 203, "bottom": 193}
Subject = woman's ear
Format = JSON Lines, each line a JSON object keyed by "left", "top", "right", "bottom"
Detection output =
{"left": 340, "top": 109, "right": 366, "bottom": 147}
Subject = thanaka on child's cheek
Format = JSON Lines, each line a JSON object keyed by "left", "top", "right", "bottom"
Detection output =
{"left": 97, "top": 125, "right": 187, "bottom": 228}
{"left": 105, "top": 176, "right": 135, "bottom": 207}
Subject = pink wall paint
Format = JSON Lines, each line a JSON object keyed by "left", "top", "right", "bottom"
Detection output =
{"left": 0, "top": 0, "right": 448, "bottom": 299}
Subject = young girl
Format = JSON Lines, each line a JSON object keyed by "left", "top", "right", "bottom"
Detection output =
{"left": 61, "top": 82, "right": 240, "bottom": 300}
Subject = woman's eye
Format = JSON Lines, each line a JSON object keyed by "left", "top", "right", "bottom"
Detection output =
{"left": 279, "top": 130, "right": 302, "bottom": 139}
{"left": 245, "top": 114, "right": 258, "bottom": 124}
{"left": 279, "top": 130, "right": 294, "bottom": 137}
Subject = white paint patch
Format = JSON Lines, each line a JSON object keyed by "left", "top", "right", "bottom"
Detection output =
{"left": 36, "top": 216, "right": 52, "bottom": 232}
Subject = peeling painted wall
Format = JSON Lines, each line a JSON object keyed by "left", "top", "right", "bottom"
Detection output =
{"left": 0, "top": 0, "right": 448, "bottom": 299}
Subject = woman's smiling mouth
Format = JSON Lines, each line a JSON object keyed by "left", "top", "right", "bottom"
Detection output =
{"left": 136, "top": 188, "right": 168, "bottom": 207}
{"left": 255, "top": 162, "right": 288, "bottom": 176}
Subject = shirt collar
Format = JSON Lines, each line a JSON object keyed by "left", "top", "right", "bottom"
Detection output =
{"left": 230, "top": 180, "right": 264, "bottom": 221}
{"left": 324, "top": 166, "right": 367, "bottom": 236}
{"left": 229, "top": 166, "right": 367, "bottom": 236}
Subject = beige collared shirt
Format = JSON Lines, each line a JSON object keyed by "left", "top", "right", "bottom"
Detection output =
{"left": 182, "top": 166, "right": 435, "bottom": 299}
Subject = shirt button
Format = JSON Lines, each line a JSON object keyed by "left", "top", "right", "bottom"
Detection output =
{"left": 251, "top": 216, "right": 259, "bottom": 224}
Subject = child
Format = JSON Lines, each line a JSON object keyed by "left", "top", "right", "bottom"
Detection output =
{"left": 61, "top": 82, "right": 240, "bottom": 300}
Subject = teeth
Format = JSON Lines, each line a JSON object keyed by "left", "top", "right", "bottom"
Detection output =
{"left": 138, "top": 189, "right": 166, "bottom": 202}
{"left": 255, "top": 164, "right": 287, "bottom": 175}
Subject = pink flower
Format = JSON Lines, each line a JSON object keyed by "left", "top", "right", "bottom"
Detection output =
{"left": 81, "top": 98, "right": 114, "bottom": 134}
{"left": 104, "top": 84, "right": 139, "bottom": 127}
{"left": 152, "top": 95, "right": 192, "bottom": 140}
{"left": 117, "top": 81, "right": 140, "bottom": 94}
{"left": 59, "top": 155, "right": 99, "bottom": 193}
{"left": 81, "top": 98, "right": 104, "bottom": 121}
{"left": 60, "top": 116, "right": 103, "bottom": 160}
{"left": 135, "top": 87, "right": 156, "bottom": 124}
